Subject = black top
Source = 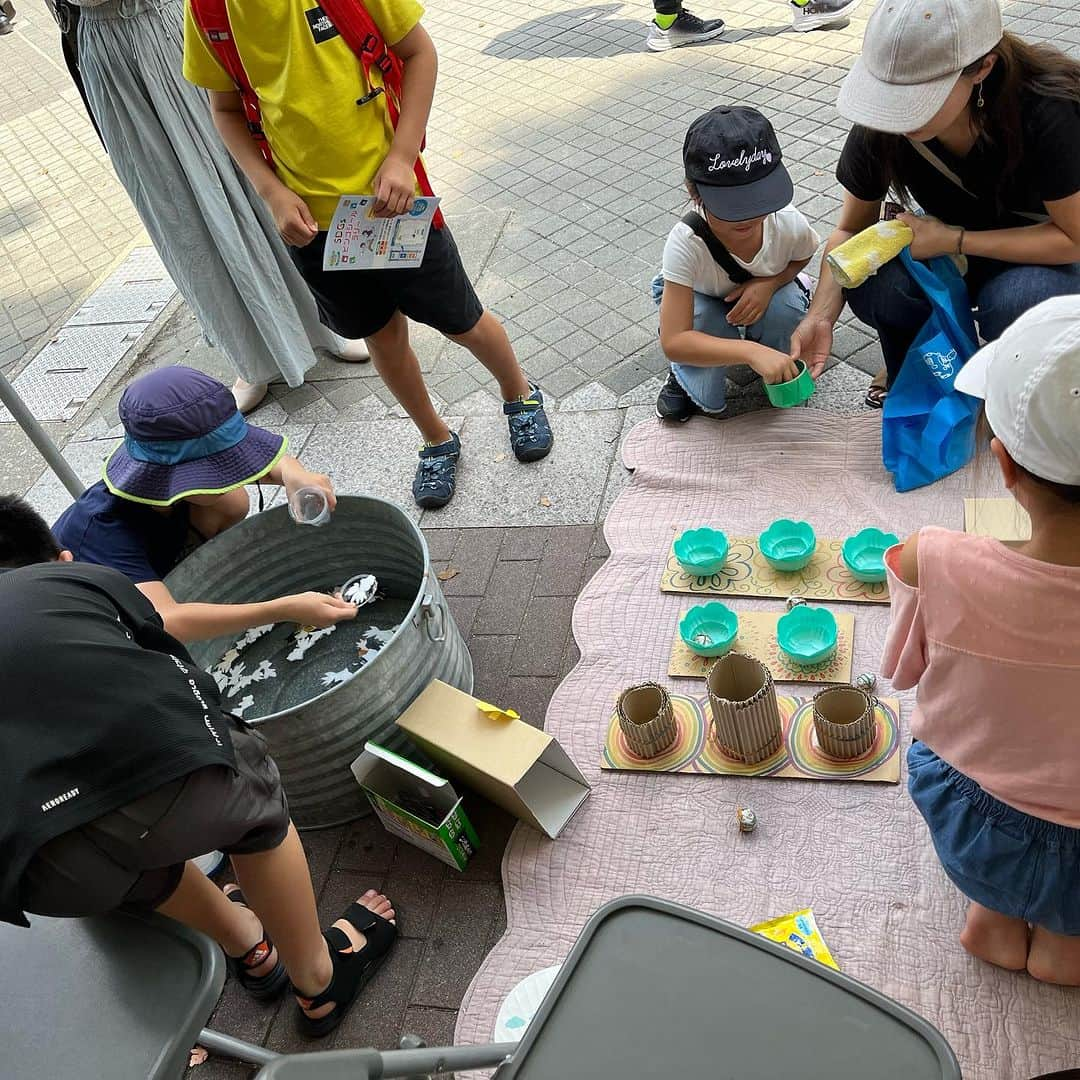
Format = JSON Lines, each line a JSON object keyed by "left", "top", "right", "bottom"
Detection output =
{"left": 0, "top": 562, "right": 236, "bottom": 927}
{"left": 837, "top": 90, "right": 1080, "bottom": 231}
{"left": 52, "top": 480, "right": 191, "bottom": 585}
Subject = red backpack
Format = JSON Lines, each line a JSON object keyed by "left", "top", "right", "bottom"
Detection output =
{"left": 189, "top": 0, "right": 444, "bottom": 228}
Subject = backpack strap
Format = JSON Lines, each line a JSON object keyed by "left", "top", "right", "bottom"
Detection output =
{"left": 188, "top": 0, "right": 274, "bottom": 168}
{"left": 318, "top": 0, "right": 444, "bottom": 229}
{"left": 681, "top": 212, "right": 752, "bottom": 285}
{"left": 904, "top": 138, "right": 1050, "bottom": 224}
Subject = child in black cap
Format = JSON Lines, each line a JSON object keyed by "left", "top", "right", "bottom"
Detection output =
{"left": 653, "top": 106, "right": 822, "bottom": 421}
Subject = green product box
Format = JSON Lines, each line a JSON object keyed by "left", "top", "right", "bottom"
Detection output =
{"left": 350, "top": 742, "right": 480, "bottom": 871}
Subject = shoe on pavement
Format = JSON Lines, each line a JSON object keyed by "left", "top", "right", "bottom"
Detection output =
{"left": 413, "top": 432, "right": 461, "bottom": 510}
{"left": 329, "top": 338, "right": 370, "bottom": 363}
{"left": 790, "top": 0, "right": 861, "bottom": 32}
{"left": 646, "top": 9, "right": 725, "bottom": 51}
{"left": 503, "top": 384, "right": 554, "bottom": 463}
{"left": 232, "top": 378, "right": 269, "bottom": 414}
{"left": 655, "top": 371, "right": 699, "bottom": 422}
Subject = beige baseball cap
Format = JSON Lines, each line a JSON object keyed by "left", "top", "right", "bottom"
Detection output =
{"left": 837, "top": 0, "right": 1003, "bottom": 134}
{"left": 955, "top": 296, "right": 1080, "bottom": 487}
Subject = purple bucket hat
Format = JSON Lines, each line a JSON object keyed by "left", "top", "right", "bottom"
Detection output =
{"left": 103, "top": 367, "right": 287, "bottom": 506}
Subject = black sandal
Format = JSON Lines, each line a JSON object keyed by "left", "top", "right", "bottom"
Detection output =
{"left": 224, "top": 888, "right": 290, "bottom": 1001}
{"left": 294, "top": 901, "right": 399, "bottom": 1038}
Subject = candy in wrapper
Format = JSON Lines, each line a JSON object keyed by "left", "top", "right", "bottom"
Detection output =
{"left": 750, "top": 908, "right": 839, "bottom": 970}
{"left": 854, "top": 671, "right": 877, "bottom": 693}
{"left": 736, "top": 806, "right": 757, "bottom": 833}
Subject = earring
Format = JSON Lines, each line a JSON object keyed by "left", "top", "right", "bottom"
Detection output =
{"left": 976, "top": 83, "right": 985, "bottom": 109}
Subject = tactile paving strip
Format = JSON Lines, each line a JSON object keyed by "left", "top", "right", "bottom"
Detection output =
{"left": 66, "top": 246, "right": 176, "bottom": 327}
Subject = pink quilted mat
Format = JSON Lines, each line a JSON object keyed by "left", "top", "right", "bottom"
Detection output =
{"left": 455, "top": 410, "right": 1080, "bottom": 1077}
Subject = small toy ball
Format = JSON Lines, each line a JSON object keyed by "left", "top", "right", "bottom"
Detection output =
{"left": 854, "top": 672, "right": 877, "bottom": 693}
{"left": 785, "top": 596, "right": 807, "bottom": 611}
{"left": 736, "top": 806, "right": 757, "bottom": 833}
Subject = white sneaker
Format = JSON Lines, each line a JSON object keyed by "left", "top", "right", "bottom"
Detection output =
{"left": 646, "top": 9, "right": 725, "bottom": 51}
{"left": 330, "top": 338, "right": 370, "bottom": 363}
{"left": 231, "top": 377, "right": 268, "bottom": 414}
{"left": 790, "top": 0, "right": 862, "bottom": 31}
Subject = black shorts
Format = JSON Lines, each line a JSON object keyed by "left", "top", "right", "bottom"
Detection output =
{"left": 290, "top": 224, "right": 484, "bottom": 340}
{"left": 19, "top": 719, "right": 289, "bottom": 918}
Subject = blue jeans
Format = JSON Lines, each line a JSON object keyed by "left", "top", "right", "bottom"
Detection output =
{"left": 652, "top": 274, "right": 809, "bottom": 413}
{"left": 845, "top": 258, "right": 1080, "bottom": 387}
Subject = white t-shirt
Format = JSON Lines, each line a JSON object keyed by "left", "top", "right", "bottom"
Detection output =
{"left": 661, "top": 206, "right": 821, "bottom": 298}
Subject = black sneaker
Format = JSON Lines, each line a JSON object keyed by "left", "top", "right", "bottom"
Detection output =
{"left": 412, "top": 432, "right": 461, "bottom": 509}
{"left": 503, "top": 384, "right": 554, "bottom": 463}
{"left": 646, "top": 9, "right": 725, "bottom": 51}
{"left": 656, "top": 372, "right": 699, "bottom": 422}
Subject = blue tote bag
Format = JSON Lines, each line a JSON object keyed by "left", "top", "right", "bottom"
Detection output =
{"left": 881, "top": 250, "right": 981, "bottom": 492}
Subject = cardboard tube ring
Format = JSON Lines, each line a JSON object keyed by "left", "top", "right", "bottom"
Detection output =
{"left": 812, "top": 685, "right": 877, "bottom": 760}
{"left": 616, "top": 682, "right": 678, "bottom": 759}
{"left": 706, "top": 652, "right": 783, "bottom": 765}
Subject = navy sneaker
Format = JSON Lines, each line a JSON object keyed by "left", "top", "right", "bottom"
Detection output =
{"left": 656, "top": 371, "right": 698, "bottom": 422}
{"left": 412, "top": 432, "right": 461, "bottom": 509}
{"left": 503, "top": 384, "right": 554, "bottom": 463}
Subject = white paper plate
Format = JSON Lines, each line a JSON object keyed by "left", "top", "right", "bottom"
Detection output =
{"left": 493, "top": 965, "right": 561, "bottom": 1043}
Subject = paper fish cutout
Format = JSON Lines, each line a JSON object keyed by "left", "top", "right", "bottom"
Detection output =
{"left": 341, "top": 574, "right": 379, "bottom": 607}
{"left": 287, "top": 625, "right": 337, "bottom": 661}
{"left": 232, "top": 694, "right": 256, "bottom": 718}
{"left": 236, "top": 623, "right": 275, "bottom": 648}
{"left": 320, "top": 667, "right": 356, "bottom": 688}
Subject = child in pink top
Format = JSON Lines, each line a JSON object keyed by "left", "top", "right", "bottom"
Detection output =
{"left": 882, "top": 296, "right": 1080, "bottom": 986}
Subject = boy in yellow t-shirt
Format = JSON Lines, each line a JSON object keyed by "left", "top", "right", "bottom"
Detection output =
{"left": 183, "top": 0, "right": 553, "bottom": 510}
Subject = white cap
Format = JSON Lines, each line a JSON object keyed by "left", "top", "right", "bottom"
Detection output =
{"left": 955, "top": 296, "right": 1080, "bottom": 486}
{"left": 837, "top": 0, "right": 1003, "bottom": 134}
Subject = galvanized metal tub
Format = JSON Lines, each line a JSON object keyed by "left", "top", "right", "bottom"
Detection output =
{"left": 165, "top": 495, "right": 473, "bottom": 829}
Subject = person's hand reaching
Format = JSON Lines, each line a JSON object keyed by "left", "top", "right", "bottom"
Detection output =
{"left": 276, "top": 592, "right": 359, "bottom": 628}
{"left": 372, "top": 153, "right": 416, "bottom": 218}
{"left": 280, "top": 459, "right": 337, "bottom": 511}
{"left": 896, "top": 212, "right": 961, "bottom": 262}
{"left": 789, "top": 315, "right": 833, "bottom": 379}
{"left": 267, "top": 186, "right": 318, "bottom": 247}
{"left": 747, "top": 343, "right": 801, "bottom": 385}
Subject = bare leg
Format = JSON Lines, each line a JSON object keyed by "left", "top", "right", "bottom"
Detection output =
{"left": 447, "top": 310, "right": 530, "bottom": 401}
{"left": 959, "top": 902, "right": 1029, "bottom": 971}
{"left": 365, "top": 312, "right": 451, "bottom": 445}
{"left": 1026, "top": 925, "right": 1080, "bottom": 985}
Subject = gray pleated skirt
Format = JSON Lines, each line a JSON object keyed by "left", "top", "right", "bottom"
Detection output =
{"left": 77, "top": 0, "right": 332, "bottom": 387}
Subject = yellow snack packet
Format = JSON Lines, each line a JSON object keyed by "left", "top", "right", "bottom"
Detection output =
{"left": 749, "top": 908, "right": 839, "bottom": 970}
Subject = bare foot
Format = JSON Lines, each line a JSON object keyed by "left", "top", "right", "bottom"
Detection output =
{"left": 223, "top": 883, "right": 279, "bottom": 979}
{"left": 1026, "top": 925, "right": 1080, "bottom": 986}
{"left": 298, "top": 889, "right": 396, "bottom": 1021}
{"left": 959, "top": 902, "right": 1029, "bottom": 971}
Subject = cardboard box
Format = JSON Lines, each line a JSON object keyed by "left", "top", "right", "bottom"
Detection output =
{"left": 395, "top": 680, "right": 591, "bottom": 839}
{"left": 351, "top": 743, "right": 480, "bottom": 871}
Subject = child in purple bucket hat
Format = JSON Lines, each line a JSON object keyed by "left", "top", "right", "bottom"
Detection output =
{"left": 53, "top": 365, "right": 357, "bottom": 643}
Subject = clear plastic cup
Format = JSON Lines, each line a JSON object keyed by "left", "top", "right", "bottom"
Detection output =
{"left": 288, "top": 485, "right": 331, "bottom": 526}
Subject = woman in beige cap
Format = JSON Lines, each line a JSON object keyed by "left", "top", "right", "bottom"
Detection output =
{"left": 791, "top": 0, "right": 1080, "bottom": 407}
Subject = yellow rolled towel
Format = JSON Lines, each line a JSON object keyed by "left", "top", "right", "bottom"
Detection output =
{"left": 825, "top": 220, "right": 913, "bottom": 289}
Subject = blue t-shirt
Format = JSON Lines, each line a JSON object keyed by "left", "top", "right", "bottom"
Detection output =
{"left": 52, "top": 481, "right": 192, "bottom": 585}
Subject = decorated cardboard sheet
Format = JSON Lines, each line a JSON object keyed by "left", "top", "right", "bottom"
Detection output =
{"left": 660, "top": 537, "right": 889, "bottom": 604}
{"left": 602, "top": 693, "right": 900, "bottom": 783}
{"left": 668, "top": 610, "right": 855, "bottom": 684}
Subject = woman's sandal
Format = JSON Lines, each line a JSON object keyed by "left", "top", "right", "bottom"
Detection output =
{"left": 865, "top": 385, "right": 888, "bottom": 409}
{"left": 294, "top": 901, "right": 400, "bottom": 1038}
{"left": 224, "top": 888, "right": 290, "bottom": 1001}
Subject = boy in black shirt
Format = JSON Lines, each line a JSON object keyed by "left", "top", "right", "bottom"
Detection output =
{"left": 0, "top": 495, "right": 397, "bottom": 1037}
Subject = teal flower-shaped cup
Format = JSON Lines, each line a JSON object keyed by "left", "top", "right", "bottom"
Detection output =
{"left": 674, "top": 527, "right": 729, "bottom": 576}
{"left": 679, "top": 602, "right": 739, "bottom": 657}
{"left": 759, "top": 518, "right": 816, "bottom": 572}
{"left": 841, "top": 528, "right": 901, "bottom": 583}
{"left": 764, "top": 360, "right": 815, "bottom": 408}
{"left": 776, "top": 605, "right": 838, "bottom": 666}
